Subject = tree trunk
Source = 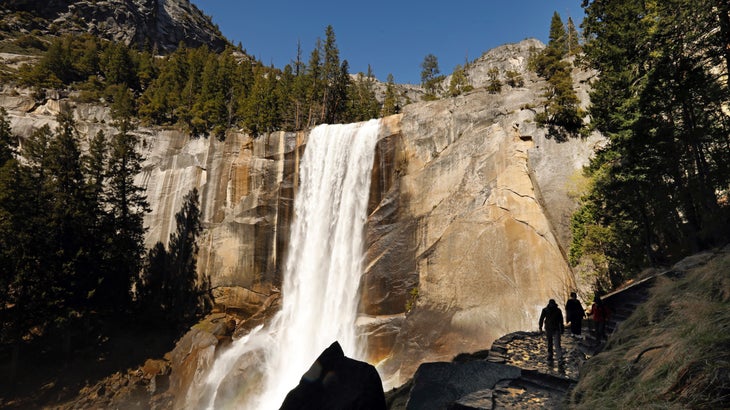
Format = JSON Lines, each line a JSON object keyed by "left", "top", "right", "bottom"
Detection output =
{"left": 9, "top": 342, "right": 19, "bottom": 384}
{"left": 718, "top": 1, "right": 730, "bottom": 77}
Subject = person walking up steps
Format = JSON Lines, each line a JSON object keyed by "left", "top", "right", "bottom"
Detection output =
{"left": 565, "top": 292, "right": 585, "bottom": 338}
{"left": 539, "top": 299, "right": 564, "bottom": 361}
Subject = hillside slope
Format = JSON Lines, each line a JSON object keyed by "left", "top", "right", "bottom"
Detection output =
{"left": 568, "top": 245, "right": 730, "bottom": 409}
{"left": 0, "top": 0, "right": 228, "bottom": 52}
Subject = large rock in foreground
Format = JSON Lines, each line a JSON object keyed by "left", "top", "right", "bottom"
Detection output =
{"left": 280, "top": 341, "right": 386, "bottom": 410}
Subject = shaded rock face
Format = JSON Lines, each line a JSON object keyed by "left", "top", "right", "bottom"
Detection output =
{"left": 280, "top": 341, "right": 386, "bottom": 410}
{"left": 0, "top": 0, "right": 228, "bottom": 52}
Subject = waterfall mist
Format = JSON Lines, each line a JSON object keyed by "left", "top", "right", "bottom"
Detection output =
{"left": 191, "top": 119, "right": 381, "bottom": 409}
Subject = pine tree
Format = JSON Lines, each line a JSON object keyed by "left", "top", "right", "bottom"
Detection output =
{"left": 329, "top": 59, "right": 351, "bottom": 123}
{"left": 243, "top": 65, "right": 281, "bottom": 135}
{"left": 306, "top": 40, "right": 323, "bottom": 127}
{"left": 3, "top": 124, "right": 56, "bottom": 349}
{"left": 531, "top": 11, "right": 583, "bottom": 135}
{"left": 290, "top": 41, "right": 308, "bottom": 130}
{"left": 101, "top": 104, "right": 149, "bottom": 313}
{"left": 46, "top": 106, "right": 96, "bottom": 313}
{"left": 100, "top": 42, "right": 136, "bottom": 88}
{"left": 381, "top": 73, "right": 400, "bottom": 116}
{"left": 0, "top": 122, "right": 41, "bottom": 372}
{"left": 277, "top": 64, "right": 298, "bottom": 131}
{"left": 40, "top": 36, "right": 74, "bottom": 85}
{"left": 449, "top": 65, "right": 473, "bottom": 97}
{"left": 566, "top": 17, "right": 582, "bottom": 56}
{"left": 571, "top": 0, "right": 730, "bottom": 288}
{"left": 420, "top": 53, "right": 441, "bottom": 100}
{"left": 138, "top": 47, "right": 186, "bottom": 124}
{"left": 82, "top": 129, "right": 110, "bottom": 307}
{"left": 322, "top": 25, "right": 341, "bottom": 123}
{"left": 486, "top": 67, "right": 502, "bottom": 94}
{"left": 548, "top": 12, "right": 567, "bottom": 57}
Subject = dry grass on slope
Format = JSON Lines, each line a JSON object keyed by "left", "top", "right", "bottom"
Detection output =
{"left": 568, "top": 249, "right": 730, "bottom": 409}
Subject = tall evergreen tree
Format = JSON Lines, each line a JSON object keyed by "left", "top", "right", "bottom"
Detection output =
{"left": 571, "top": 0, "right": 730, "bottom": 289}
{"left": 101, "top": 101, "right": 149, "bottom": 313}
{"left": 0, "top": 118, "right": 40, "bottom": 375}
{"left": 322, "top": 25, "right": 342, "bottom": 123}
{"left": 243, "top": 64, "right": 281, "bottom": 136}
{"left": 566, "top": 17, "right": 582, "bottom": 55}
{"left": 381, "top": 73, "right": 400, "bottom": 116}
{"left": 548, "top": 12, "right": 568, "bottom": 56}
{"left": 532, "top": 11, "right": 583, "bottom": 135}
{"left": 306, "top": 40, "right": 323, "bottom": 127}
{"left": 100, "top": 42, "right": 136, "bottom": 88}
{"left": 46, "top": 107, "right": 96, "bottom": 312}
{"left": 346, "top": 66, "right": 379, "bottom": 122}
{"left": 329, "top": 59, "right": 351, "bottom": 123}
{"left": 277, "top": 64, "right": 298, "bottom": 131}
{"left": 1, "top": 123, "right": 57, "bottom": 350}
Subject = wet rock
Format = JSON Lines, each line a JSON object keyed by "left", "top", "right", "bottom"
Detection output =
{"left": 168, "top": 325, "right": 219, "bottom": 409}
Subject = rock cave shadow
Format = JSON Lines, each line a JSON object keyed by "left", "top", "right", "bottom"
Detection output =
{"left": 544, "top": 124, "right": 583, "bottom": 143}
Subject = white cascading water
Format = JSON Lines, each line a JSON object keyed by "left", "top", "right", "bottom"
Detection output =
{"left": 192, "top": 119, "right": 381, "bottom": 409}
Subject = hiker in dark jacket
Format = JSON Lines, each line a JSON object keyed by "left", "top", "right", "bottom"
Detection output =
{"left": 565, "top": 292, "right": 585, "bottom": 337}
{"left": 539, "top": 299, "right": 565, "bottom": 361}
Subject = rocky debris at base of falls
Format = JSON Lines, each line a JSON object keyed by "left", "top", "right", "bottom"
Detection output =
{"left": 386, "top": 329, "right": 601, "bottom": 409}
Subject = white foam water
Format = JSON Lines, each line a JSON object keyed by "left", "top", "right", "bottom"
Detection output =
{"left": 192, "top": 119, "right": 381, "bottom": 409}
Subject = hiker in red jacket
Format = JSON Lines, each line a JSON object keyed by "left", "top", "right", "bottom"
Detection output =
{"left": 588, "top": 295, "right": 610, "bottom": 342}
{"left": 539, "top": 299, "right": 564, "bottom": 361}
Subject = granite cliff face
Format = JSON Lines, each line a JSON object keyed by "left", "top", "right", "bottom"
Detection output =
{"left": 360, "top": 41, "right": 603, "bottom": 384}
{"left": 0, "top": 39, "right": 602, "bottom": 388}
{"left": 0, "top": 0, "right": 228, "bottom": 52}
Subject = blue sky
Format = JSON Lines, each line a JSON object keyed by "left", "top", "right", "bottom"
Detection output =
{"left": 191, "top": 1, "right": 585, "bottom": 84}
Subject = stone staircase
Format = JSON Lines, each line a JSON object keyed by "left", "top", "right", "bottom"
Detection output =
{"left": 474, "top": 330, "right": 592, "bottom": 409}
{"left": 391, "top": 250, "right": 722, "bottom": 409}
{"left": 477, "top": 273, "right": 668, "bottom": 409}
{"left": 596, "top": 250, "right": 715, "bottom": 339}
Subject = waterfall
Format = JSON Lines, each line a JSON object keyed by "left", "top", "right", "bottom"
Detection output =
{"left": 192, "top": 119, "right": 381, "bottom": 409}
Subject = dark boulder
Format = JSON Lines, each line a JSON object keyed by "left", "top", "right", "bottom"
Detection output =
{"left": 405, "top": 360, "right": 521, "bottom": 410}
{"left": 279, "top": 341, "right": 386, "bottom": 410}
